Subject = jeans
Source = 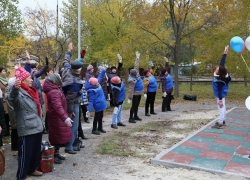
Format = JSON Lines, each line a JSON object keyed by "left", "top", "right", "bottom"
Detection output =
{"left": 65, "top": 103, "right": 80, "bottom": 151}
{"left": 217, "top": 98, "right": 226, "bottom": 124}
{"left": 112, "top": 103, "right": 123, "bottom": 124}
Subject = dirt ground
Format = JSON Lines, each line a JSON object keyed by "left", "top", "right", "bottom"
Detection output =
{"left": 3, "top": 99, "right": 249, "bottom": 180}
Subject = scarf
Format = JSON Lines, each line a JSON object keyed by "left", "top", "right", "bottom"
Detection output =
{"left": 21, "top": 83, "right": 42, "bottom": 116}
{"left": 0, "top": 76, "right": 8, "bottom": 86}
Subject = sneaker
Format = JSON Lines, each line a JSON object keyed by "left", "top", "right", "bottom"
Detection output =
{"left": 55, "top": 153, "right": 66, "bottom": 160}
{"left": 111, "top": 124, "right": 118, "bottom": 129}
{"left": 117, "top": 122, "right": 126, "bottom": 126}
{"left": 212, "top": 122, "right": 223, "bottom": 129}
{"left": 92, "top": 130, "right": 100, "bottom": 135}
{"left": 134, "top": 116, "right": 142, "bottom": 121}
{"left": 30, "top": 170, "right": 43, "bottom": 176}
{"left": 223, "top": 121, "right": 226, "bottom": 126}
{"left": 129, "top": 118, "right": 136, "bottom": 123}
{"left": 54, "top": 157, "right": 62, "bottom": 164}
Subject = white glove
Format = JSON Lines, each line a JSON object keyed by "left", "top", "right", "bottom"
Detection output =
{"left": 103, "top": 65, "right": 108, "bottom": 71}
{"left": 144, "top": 94, "right": 147, "bottom": 99}
{"left": 113, "top": 107, "right": 118, "bottom": 114}
{"left": 128, "top": 99, "right": 131, "bottom": 104}
{"left": 86, "top": 111, "right": 90, "bottom": 118}
{"left": 107, "top": 94, "right": 111, "bottom": 101}
{"left": 148, "top": 61, "right": 154, "bottom": 67}
{"left": 117, "top": 54, "right": 122, "bottom": 63}
{"left": 163, "top": 92, "right": 166, "bottom": 97}
{"left": 135, "top": 51, "right": 140, "bottom": 58}
{"left": 164, "top": 57, "right": 168, "bottom": 62}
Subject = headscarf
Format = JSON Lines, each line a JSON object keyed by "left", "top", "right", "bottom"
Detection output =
{"left": 47, "top": 73, "right": 62, "bottom": 87}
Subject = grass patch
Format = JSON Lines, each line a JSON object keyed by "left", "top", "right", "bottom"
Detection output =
{"left": 97, "top": 119, "right": 212, "bottom": 157}
{"left": 105, "top": 84, "right": 248, "bottom": 112}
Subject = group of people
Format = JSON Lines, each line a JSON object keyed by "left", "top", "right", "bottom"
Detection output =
{"left": 0, "top": 42, "right": 230, "bottom": 180}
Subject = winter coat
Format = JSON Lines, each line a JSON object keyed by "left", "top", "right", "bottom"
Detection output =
{"left": 6, "top": 85, "right": 16, "bottom": 129}
{"left": 80, "top": 80, "right": 88, "bottom": 105}
{"left": 127, "top": 76, "right": 144, "bottom": 100}
{"left": 62, "top": 52, "right": 83, "bottom": 113}
{"left": 160, "top": 74, "right": 173, "bottom": 93}
{"left": 43, "top": 79, "right": 72, "bottom": 145}
{"left": 96, "top": 71, "right": 108, "bottom": 100}
{"left": 25, "top": 63, "right": 48, "bottom": 106}
{"left": 0, "top": 81, "right": 8, "bottom": 114}
{"left": 9, "top": 87, "right": 44, "bottom": 137}
{"left": 85, "top": 70, "right": 107, "bottom": 112}
{"left": 0, "top": 99, "right": 8, "bottom": 136}
{"left": 111, "top": 82, "right": 126, "bottom": 107}
{"left": 143, "top": 75, "right": 157, "bottom": 92}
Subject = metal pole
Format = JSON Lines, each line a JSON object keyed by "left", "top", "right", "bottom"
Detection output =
{"left": 56, "top": 0, "right": 59, "bottom": 72}
{"left": 78, "top": 0, "right": 81, "bottom": 59}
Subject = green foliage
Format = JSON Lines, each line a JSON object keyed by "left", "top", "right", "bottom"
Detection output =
{"left": 0, "top": 0, "right": 23, "bottom": 38}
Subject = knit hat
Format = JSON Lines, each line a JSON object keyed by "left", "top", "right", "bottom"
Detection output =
{"left": 89, "top": 77, "right": 98, "bottom": 86}
{"left": 15, "top": 67, "right": 31, "bottom": 81}
{"left": 87, "top": 65, "right": 93, "bottom": 71}
{"left": 30, "top": 64, "right": 37, "bottom": 69}
{"left": 143, "top": 69, "right": 150, "bottom": 76}
{"left": 111, "top": 76, "right": 121, "bottom": 84}
{"left": 47, "top": 73, "right": 62, "bottom": 87}
{"left": 161, "top": 69, "right": 167, "bottom": 75}
{"left": 130, "top": 69, "right": 137, "bottom": 77}
{"left": 111, "top": 66, "right": 116, "bottom": 71}
{"left": 98, "top": 66, "right": 104, "bottom": 71}
{"left": 71, "top": 60, "right": 83, "bottom": 69}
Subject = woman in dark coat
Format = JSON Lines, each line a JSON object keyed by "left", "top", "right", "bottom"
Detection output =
{"left": 43, "top": 73, "right": 73, "bottom": 164}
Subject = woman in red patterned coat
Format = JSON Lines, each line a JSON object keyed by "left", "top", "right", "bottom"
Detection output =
{"left": 43, "top": 73, "right": 73, "bottom": 164}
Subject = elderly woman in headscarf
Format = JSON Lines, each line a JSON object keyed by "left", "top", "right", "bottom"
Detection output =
{"left": 43, "top": 73, "right": 73, "bottom": 164}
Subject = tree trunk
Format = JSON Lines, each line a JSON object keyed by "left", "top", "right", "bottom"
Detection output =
{"left": 174, "top": 38, "right": 181, "bottom": 97}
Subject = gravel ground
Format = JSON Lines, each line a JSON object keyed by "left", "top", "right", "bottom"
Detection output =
{"left": 2, "top": 99, "right": 248, "bottom": 180}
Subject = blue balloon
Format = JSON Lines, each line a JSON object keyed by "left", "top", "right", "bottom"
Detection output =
{"left": 230, "top": 36, "right": 244, "bottom": 53}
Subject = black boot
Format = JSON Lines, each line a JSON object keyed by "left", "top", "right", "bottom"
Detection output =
{"left": 55, "top": 153, "right": 66, "bottom": 160}
{"left": 54, "top": 156, "right": 62, "bottom": 164}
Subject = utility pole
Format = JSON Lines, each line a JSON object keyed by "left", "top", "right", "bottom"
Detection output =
{"left": 56, "top": 0, "right": 59, "bottom": 72}
{"left": 78, "top": 0, "right": 81, "bottom": 59}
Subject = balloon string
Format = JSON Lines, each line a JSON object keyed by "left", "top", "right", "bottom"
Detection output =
{"left": 240, "top": 54, "right": 250, "bottom": 72}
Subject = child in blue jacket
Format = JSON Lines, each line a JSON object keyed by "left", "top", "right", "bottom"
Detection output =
{"left": 212, "top": 45, "right": 231, "bottom": 129}
{"left": 85, "top": 69, "right": 107, "bottom": 135}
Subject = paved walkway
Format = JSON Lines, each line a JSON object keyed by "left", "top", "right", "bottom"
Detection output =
{"left": 152, "top": 107, "right": 250, "bottom": 179}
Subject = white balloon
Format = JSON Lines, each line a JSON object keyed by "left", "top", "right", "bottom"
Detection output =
{"left": 245, "top": 36, "right": 250, "bottom": 52}
{"left": 245, "top": 96, "right": 250, "bottom": 110}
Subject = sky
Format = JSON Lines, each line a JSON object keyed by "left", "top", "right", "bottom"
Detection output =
{"left": 17, "top": 0, "right": 69, "bottom": 18}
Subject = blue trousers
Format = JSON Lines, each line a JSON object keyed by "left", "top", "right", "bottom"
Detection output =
{"left": 111, "top": 103, "right": 123, "bottom": 124}
{"left": 65, "top": 103, "right": 80, "bottom": 151}
{"left": 16, "top": 132, "right": 43, "bottom": 180}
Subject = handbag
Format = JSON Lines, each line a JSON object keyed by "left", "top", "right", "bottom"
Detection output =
{"left": 38, "top": 141, "right": 55, "bottom": 173}
{"left": 183, "top": 94, "right": 197, "bottom": 101}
